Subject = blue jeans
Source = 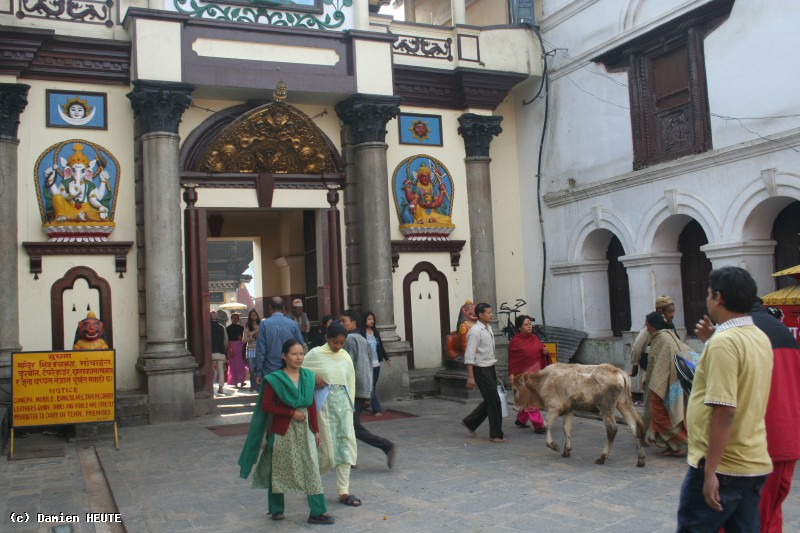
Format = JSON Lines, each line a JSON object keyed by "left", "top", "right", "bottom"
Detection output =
{"left": 677, "top": 460, "right": 767, "bottom": 533}
{"left": 370, "top": 365, "right": 382, "bottom": 413}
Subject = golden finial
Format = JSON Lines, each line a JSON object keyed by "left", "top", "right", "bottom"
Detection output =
{"left": 273, "top": 80, "right": 287, "bottom": 102}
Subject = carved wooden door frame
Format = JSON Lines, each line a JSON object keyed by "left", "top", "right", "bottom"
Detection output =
{"left": 402, "top": 261, "right": 450, "bottom": 370}
{"left": 51, "top": 266, "right": 113, "bottom": 350}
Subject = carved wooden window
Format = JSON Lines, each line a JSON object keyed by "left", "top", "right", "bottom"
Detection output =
{"left": 597, "top": 0, "right": 733, "bottom": 170}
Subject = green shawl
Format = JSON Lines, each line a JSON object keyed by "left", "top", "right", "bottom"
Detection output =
{"left": 265, "top": 367, "right": 315, "bottom": 408}
{"left": 237, "top": 368, "right": 315, "bottom": 480}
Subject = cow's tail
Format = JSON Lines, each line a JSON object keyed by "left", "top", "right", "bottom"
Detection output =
{"left": 621, "top": 372, "right": 646, "bottom": 444}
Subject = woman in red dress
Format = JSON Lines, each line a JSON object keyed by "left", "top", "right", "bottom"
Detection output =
{"left": 508, "top": 315, "right": 550, "bottom": 432}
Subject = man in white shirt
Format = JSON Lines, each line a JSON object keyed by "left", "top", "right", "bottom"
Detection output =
{"left": 461, "top": 303, "right": 507, "bottom": 443}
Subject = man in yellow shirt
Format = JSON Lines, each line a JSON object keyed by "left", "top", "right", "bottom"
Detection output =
{"left": 677, "top": 266, "right": 773, "bottom": 532}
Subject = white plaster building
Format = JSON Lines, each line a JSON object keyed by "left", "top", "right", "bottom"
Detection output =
{"left": 515, "top": 0, "right": 800, "bottom": 365}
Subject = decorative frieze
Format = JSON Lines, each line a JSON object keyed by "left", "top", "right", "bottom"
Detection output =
{"left": 16, "top": 0, "right": 115, "bottom": 27}
{"left": 392, "top": 34, "right": 453, "bottom": 61}
{"left": 0, "top": 29, "right": 130, "bottom": 85}
{"left": 394, "top": 66, "right": 525, "bottom": 111}
{"left": 172, "top": 0, "right": 349, "bottom": 30}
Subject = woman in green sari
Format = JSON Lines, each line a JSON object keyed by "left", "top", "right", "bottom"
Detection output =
{"left": 238, "top": 339, "right": 334, "bottom": 525}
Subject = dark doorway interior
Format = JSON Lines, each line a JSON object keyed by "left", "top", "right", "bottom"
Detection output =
{"left": 607, "top": 236, "right": 631, "bottom": 336}
{"left": 772, "top": 201, "right": 800, "bottom": 290}
{"left": 303, "top": 210, "right": 319, "bottom": 322}
{"left": 680, "top": 220, "right": 712, "bottom": 333}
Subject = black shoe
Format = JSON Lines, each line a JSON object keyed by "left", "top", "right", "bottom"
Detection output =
{"left": 534, "top": 427, "right": 546, "bottom": 434}
{"left": 271, "top": 513, "right": 284, "bottom": 521}
{"left": 308, "top": 514, "right": 335, "bottom": 524}
{"left": 515, "top": 420, "right": 530, "bottom": 429}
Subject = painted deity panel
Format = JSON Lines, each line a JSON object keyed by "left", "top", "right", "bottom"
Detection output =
{"left": 398, "top": 113, "right": 443, "bottom": 146}
{"left": 392, "top": 155, "right": 455, "bottom": 240}
{"left": 46, "top": 91, "right": 108, "bottom": 130}
{"left": 34, "top": 140, "right": 121, "bottom": 242}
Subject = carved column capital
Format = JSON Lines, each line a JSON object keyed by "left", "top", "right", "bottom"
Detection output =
{"left": 326, "top": 187, "right": 340, "bottom": 208}
{"left": 0, "top": 84, "right": 31, "bottom": 138}
{"left": 335, "top": 94, "right": 402, "bottom": 145}
{"left": 127, "top": 80, "right": 195, "bottom": 135}
{"left": 457, "top": 113, "right": 503, "bottom": 157}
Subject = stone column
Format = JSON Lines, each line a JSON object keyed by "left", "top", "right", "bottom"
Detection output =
{"left": 451, "top": 0, "right": 466, "bottom": 25}
{"left": 457, "top": 112, "right": 509, "bottom": 378}
{"left": 127, "top": 80, "right": 197, "bottom": 424}
{"left": 341, "top": 124, "right": 361, "bottom": 310}
{"left": 335, "top": 95, "right": 411, "bottom": 366}
{"left": 0, "top": 84, "right": 29, "bottom": 407}
{"left": 404, "top": 0, "right": 416, "bottom": 22}
{"left": 701, "top": 241, "right": 777, "bottom": 295}
{"left": 458, "top": 113, "right": 503, "bottom": 310}
{"left": 620, "top": 252, "right": 684, "bottom": 333}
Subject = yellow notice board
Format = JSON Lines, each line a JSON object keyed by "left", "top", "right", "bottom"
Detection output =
{"left": 12, "top": 350, "right": 115, "bottom": 427}
{"left": 543, "top": 342, "right": 558, "bottom": 365}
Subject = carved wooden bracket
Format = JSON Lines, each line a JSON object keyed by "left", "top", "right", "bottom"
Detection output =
{"left": 390, "top": 240, "right": 466, "bottom": 272}
{"left": 22, "top": 241, "right": 133, "bottom": 279}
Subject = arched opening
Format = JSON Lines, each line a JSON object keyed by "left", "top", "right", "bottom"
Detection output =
{"left": 679, "top": 220, "right": 711, "bottom": 333}
{"left": 51, "top": 266, "right": 113, "bottom": 350}
{"left": 607, "top": 236, "right": 631, "bottom": 336}
{"left": 178, "top": 95, "right": 346, "bottom": 373}
{"left": 402, "top": 261, "right": 450, "bottom": 369}
{"left": 772, "top": 201, "right": 800, "bottom": 290}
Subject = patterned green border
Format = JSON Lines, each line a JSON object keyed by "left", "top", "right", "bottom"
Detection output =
{"left": 173, "top": 0, "right": 351, "bottom": 29}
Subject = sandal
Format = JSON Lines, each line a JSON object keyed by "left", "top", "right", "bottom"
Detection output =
{"left": 673, "top": 449, "right": 688, "bottom": 458}
{"left": 339, "top": 494, "right": 362, "bottom": 507}
{"left": 657, "top": 449, "right": 675, "bottom": 457}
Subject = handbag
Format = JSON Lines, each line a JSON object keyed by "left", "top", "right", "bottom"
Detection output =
{"left": 674, "top": 351, "right": 700, "bottom": 397}
{"left": 497, "top": 380, "right": 509, "bottom": 418}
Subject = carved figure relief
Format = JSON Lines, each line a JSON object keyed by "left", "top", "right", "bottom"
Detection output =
{"left": 392, "top": 154, "right": 455, "bottom": 240}
{"left": 193, "top": 89, "right": 337, "bottom": 175}
{"left": 444, "top": 299, "right": 476, "bottom": 363}
{"left": 34, "top": 140, "right": 120, "bottom": 242}
{"left": 73, "top": 311, "right": 109, "bottom": 350}
{"left": 46, "top": 90, "right": 108, "bottom": 129}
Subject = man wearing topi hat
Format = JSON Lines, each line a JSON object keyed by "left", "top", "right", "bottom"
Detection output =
{"left": 630, "top": 295, "right": 677, "bottom": 430}
{"left": 291, "top": 298, "right": 311, "bottom": 343}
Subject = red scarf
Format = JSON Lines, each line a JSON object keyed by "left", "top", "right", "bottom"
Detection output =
{"left": 508, "top": 332, "right": 549, "bottom": 374}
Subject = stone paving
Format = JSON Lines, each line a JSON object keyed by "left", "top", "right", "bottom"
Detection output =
{"left": 2, "top": 392, "right": 799, "bottom": 533}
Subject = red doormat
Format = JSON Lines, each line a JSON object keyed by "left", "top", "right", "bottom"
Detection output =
{"left": 207, "top": 423, "right": 250, "bottom": 437}
{"left": 360, "top": 409, "right": 417, "bottom": 422}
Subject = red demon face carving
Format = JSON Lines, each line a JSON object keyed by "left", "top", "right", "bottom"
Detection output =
{"left": 78, "top": 314, "right": 104, "bottom": 341}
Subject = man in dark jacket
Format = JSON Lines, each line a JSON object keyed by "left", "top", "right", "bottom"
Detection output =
{"left": 341, "top": 309, "right": 396, "bottom": 468}
{"left": 210, "top": 311, "right": 227, "bottom": 394}
{"left": 750, "top": 302, "right": 800, "bottom": 533}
